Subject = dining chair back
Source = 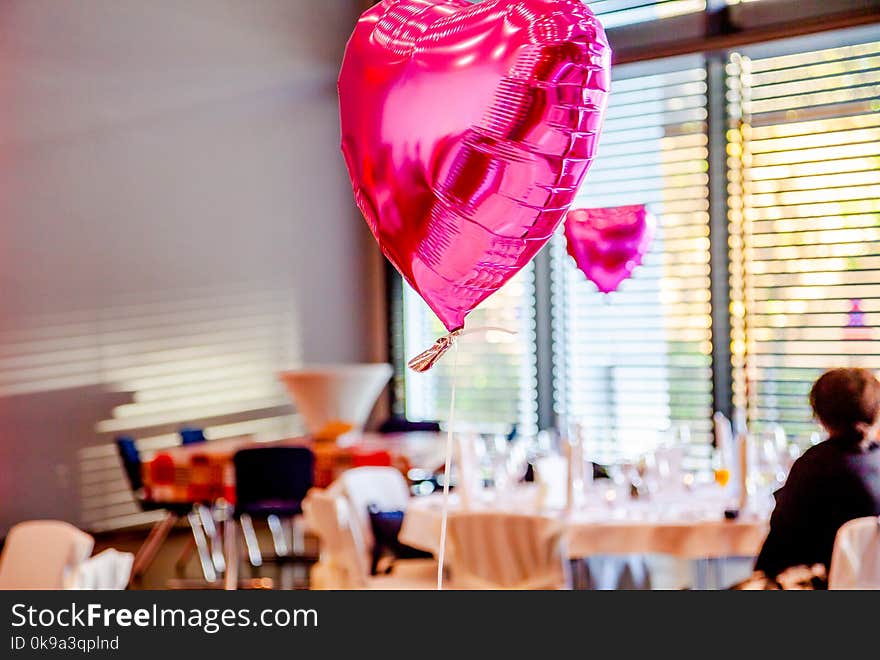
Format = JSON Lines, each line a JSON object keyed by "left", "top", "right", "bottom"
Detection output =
{"left": 304, "top": 489, "right": 446, "bottom": 590}
{"left": 115, "top": 438, "right": 207, "bottom": 584}
{"left": 0, "top": 520, "right": 94, "bottom": 589}
{"left": 232, "top": 446, "right": 315, "bottom": 517}
{"left": 338, "top": 466, "right": 410, "bottom": 549}
{"left": 302, "top": 489, "right": 369, "bottom": 588}
{"left": 447, "top": 512, "right": 569, "bottom": 589}
{"left": 829, "top": 516, "right": 880, "bottom": 589}
{"left": 71, "top": 549, "right": 135, "bottom": 590}
{"left": 116, "top": 436, "right": 144, "bottom": 493}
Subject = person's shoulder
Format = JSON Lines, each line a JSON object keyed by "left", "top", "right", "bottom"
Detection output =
{"left": 797, "top": 440, "right": 833, "bottom": 462}
{"left": 788, "top": 440, "right": 838, "bottom": 475}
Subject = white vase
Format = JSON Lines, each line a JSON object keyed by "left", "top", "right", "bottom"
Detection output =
{"left": 279, "top": 363, "right": 392, "bottom": 438}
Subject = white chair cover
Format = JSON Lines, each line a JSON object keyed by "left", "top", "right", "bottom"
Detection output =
{"left": 70, "top": 549, "right": 134, "bottom": 590}
{"left": 0, "top": 520, "right": 94, "bottom": 589}
{"left": 829, "top": 516, "right": 880, "bottom": 590}
{"left": 447, "top": 512, "right": 569, "bottom": 589}
{"left": 303, "top": 489, "right": 438, "bottom": 590}
{"left": 338, "top": 466, "right": 411, "bottom": 549}
{"left": 303, "top": 489, "right": 370, "bottom": 589}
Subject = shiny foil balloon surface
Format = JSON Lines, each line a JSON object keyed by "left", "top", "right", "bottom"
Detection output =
{"left": 339, "top": 0, "right": 610, "bottom": 331}
{"left": 565, "top": 205, "right": 656, "bottom": 294}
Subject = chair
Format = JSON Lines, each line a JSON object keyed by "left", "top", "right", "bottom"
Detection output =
{"left": 115, "top": 437, "right": 216, "bottom": 583}
{"left": 231, "top": 446, "right": 315, "bottom": 569}
{"left": 0, "top": 521, "right": 94, "bottom": 589}
{"left": 446, "top": 512, "right": 570, "bottom": 589}
{"left": 70, "top": 549, "right": 135, "bottom": 590}
{"left": 829, "top": 516, "right": 880, "bottom": 589}
{"left": 303, "top": 489, "right": 439, "bottom": 589}
{"left": 337, "top": 466, "right": 411, "bottom": 551}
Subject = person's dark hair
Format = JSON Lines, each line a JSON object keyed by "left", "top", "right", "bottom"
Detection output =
{"left": 809, "top": 368, "right": 880, "bottom": 448}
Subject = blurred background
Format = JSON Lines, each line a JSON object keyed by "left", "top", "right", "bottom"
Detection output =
{"left": 0, "top": 0, "right": 878, "bottom": 590}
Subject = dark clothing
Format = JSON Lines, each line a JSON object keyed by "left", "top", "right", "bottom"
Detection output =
{"left": 754, "top": 436, "right": 880, "bottom": 578}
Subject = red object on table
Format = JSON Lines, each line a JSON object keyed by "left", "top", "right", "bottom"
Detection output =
{"left": 352, "top": 449, "right": 393, "bottom": 467}
{"left": 149, "top": 453, "right": 176, "bottom": 485}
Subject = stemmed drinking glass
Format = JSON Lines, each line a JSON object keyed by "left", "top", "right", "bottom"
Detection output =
{"left": 505, "top": 436, "right": 531, "bottom": 485}
{"left": 746, "top": 431, "right": 787, "bottom": 515}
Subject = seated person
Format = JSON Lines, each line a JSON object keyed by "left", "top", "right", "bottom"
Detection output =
{"left": 754, "top": 368, "right": 880, "bottom": 579}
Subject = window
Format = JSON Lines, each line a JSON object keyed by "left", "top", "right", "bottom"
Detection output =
{"left": 728, "top": 34, "right": 880, "bottom": 441}
{"left": 551, "top": 56, "right": 714, "bottom": 461}
{"left": 389, "top": 7, "right": 880, "bottom": 460}
{"left": 396, "top": 267, "right": 539, "bottom": 435}
{"left": 587, "top": 0, "right": 707, "bottom": 29}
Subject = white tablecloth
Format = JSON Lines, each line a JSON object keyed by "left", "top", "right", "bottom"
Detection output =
{"left": 400, "top": 485, "right": 769, "bottom": 561}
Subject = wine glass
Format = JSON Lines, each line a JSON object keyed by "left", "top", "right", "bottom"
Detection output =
{"left": 535, "top": 428, "right": 561, "bottom": 456}
{"left": 606, "top": 457, "right": 639, "bottom": 503}
{"left": 506, "top": 436, "right": 530, "bottom": 484}
{"left": 746, "top": 431, "right": 786, "bottom": 515}
{"left": 482, "top": 434, "right": 515, "bottom": 502}
{"left": 711, "top": 447, "right": 731, "bottom": 489}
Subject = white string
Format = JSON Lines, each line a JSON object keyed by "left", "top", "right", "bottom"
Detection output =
{"left": 457, "top": 325, "right": 516, "bottom": 339}
{"left": 437, "top": 340, "right": 458, "bottom": 590}
{"left": 423, "top": 325, "right": 515, "bottom": 590}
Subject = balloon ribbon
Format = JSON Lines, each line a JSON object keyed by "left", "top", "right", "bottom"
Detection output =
{"left": 404, "top": 325, "right": 517, "bottom": 590}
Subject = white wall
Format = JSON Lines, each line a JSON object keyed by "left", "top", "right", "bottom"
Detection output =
{"left": 0, "top": 0, "right": 383, "bottom": 533}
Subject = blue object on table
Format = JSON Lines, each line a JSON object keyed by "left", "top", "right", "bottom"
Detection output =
{"left": 179, "top": 427, "right": 206, "bottom": 445}
{"left": 377, "top": 415, "right": 441, "bottom": 434}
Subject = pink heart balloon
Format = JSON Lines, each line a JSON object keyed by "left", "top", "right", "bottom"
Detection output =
{"left": 565, "top": 205, "right": 656, "bottom": 294}
{"left": 339, "top": 0, "right": 610, "bottom": 332}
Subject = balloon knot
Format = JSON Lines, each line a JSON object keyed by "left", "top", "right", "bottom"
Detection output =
{"left": 407, "top": 329, "right": 462, "bottom": 373}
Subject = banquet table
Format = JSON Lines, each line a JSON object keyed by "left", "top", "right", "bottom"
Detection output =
{"left": 399, "top": 485, "right": 769, "bottom": 585}
{"left": 142, "top": 431, "right": 446, "bottom": 505}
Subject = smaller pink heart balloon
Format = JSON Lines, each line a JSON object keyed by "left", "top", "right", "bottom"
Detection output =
{"left": 565, "top": 205, "right": 655, "bottom": 294}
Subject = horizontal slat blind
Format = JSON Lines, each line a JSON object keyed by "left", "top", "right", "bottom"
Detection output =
{"left": 0, "top": 287, "right": 303, "bottom": 531}
{"left": 552, "top": 56, "right": 714, "bottom": 463}
{"left": 728, "top": 37, "right": 880, "bottom": 440}
{"left": 587, "top": 0, "right": 706, "bottom": 29}
{"left": 398, "top": 267, "right": 538, "bottom": 435}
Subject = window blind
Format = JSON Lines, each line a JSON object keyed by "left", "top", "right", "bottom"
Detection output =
{"left": 728, "top": 36, "right": 880, "bottom": 440}
{"left": 0, "top": 287, "right": 302, "bottom": 531}
{"left": 396, "top": 267, "right": 539, "bottom": 435}
{"left": 552, "top": 56, "right": 714, "bottom": 463}
{"left": 587, "top": 0, "right": 707, "bottom": 29}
